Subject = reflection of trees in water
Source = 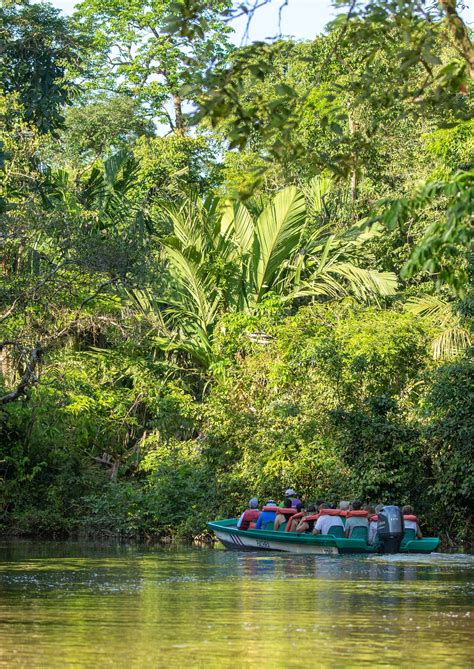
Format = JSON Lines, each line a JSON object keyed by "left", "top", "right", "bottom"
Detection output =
{"left": 1, "top": 543, "right": 473, "bottom": 667}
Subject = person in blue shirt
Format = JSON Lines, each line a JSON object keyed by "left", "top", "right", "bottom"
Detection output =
{"left": 255, "top": 500, "right": 278, "bottom": 529}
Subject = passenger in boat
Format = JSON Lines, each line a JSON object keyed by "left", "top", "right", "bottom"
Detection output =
{"left": 237, "top": 497, "right": 260, "bottom": 530}
{"left": 295, "top": 504, "right": 318, "bottom": 533}
{"left": 255, "top": 500, "right": 278, "bottom": 529}
{"left": 364, "top": 504, "right": 375, "bottom": 525}
{"left": 274, "top": 498, "right": 293, "bottom": 530}
{"left": 338, "top": 500, "right": 350, "bottom": 515}
{"left": 283, "top": 488, "right": 302, "bottom": 508}
{"left": 312, "top": 503, "right": 344, "bottom": 535}
{"left": 344, "top": 500, "right": 369, "bottom": 538}
{"left": 402, "top": 505, "right": 423, "bottom": 538}
{"left": 286, "top": 502, "right": 305, "bottom": 532}
{"left": 368, "top": 504, "right": 384, "bottom": 544}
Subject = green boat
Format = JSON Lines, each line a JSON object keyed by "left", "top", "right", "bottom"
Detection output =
{"left": 208, "top": 518, "right": 440, "bottom": 555}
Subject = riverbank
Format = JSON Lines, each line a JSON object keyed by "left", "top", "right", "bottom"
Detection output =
{"left": 2, "top": 305, "right": 472, "bottom": 548}
{"left": 1, "top": 525, "right": 472, "bottom": 553}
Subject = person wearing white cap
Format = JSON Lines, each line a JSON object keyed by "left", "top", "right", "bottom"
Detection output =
{"left": 283, "top": 489, "right": 302, "bottom": 508}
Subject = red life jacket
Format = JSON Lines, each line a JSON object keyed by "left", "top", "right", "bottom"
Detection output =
{"left": 319, "top": 509, "right": 342, "bottom": 516}
{"left": 369, "top": 514, "right": 379, "bottom": 523}
{"left": 403, "top": 514, "right": 417, "bottom": 522}
{"left": 274, "top": 507, "right": 297, "bottom": 517}
{"left": 239, "top": 509, "right": 260, "bottom": 530}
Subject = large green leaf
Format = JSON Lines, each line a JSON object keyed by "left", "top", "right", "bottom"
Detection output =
{"left": 252, "top": 186, "right": 306, "bottom": 302}
{"left": 329, "top": 263, "right": 398, "bottom": 300}
{"left": 220, "top": 201, "right": 254, "bottom": 254}
{"left": 304, "top": 174, "right": 332, "bottom": 218}
{"left": 164, "top": 245, "right": 219, "bottom": 329}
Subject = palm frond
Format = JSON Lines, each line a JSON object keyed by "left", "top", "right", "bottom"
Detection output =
{"left": 432, "top": 327, "right": 471, "bottom": 360}
{"left": 221, "top": 201, "right": 254, "bottom": 254}
{"left": 252, "top": 186, "right": 306, "bottom": 302}
{"left": 329, "top": 263, "right": 398, "bottom": 299}
{"left": 164, "top": 245, "right": 219, "bottom": 329}
{"left": 405, "top": 296, "right": 471, "bottom": 359}
{"left": 405, "top": 295, "right": 451, "bottom": 323}
{"left": 303, "top": 174, "right": 332, "bottom": 218}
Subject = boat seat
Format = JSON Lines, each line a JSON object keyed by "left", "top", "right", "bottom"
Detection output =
{"left": 401, "top": 528, "right": 417, "bottom": 545}
{"left": 350, "top": 526, "right": 368, "bottom": 542}
{"left": 277, "top": 521, "right": 287, "bottom": 532}
{"left": 327, "top": 525, "right": 344, "bottom": 538}
{"left": 264, "top": 521, "right": 275, "bottom": 530}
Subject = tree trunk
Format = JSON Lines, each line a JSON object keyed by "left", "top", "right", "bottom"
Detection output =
{"left": 172, "top": 93, "right": 185, "bottom": 135}
{"left": 439, "top": 0, "right": 474, "bottom": 81}
{"left": 347, "top": 109, "right": 357, "bottom": 205}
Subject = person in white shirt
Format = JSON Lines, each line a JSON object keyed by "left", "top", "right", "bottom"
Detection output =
{"left": 344, "top": 500, "right": 369, "bottom": 537}
{"left": 368, "top": 504, "right": 384, "bottom": 545}
{"left": 312, "top": 504, "right": 344, "bottom": 535}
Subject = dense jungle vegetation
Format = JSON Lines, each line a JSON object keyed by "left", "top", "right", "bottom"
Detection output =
{"left": 0, "top": 0, "right": 472, "bottom": 546}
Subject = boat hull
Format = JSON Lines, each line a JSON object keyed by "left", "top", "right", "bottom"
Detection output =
{"left": 208, "top": 519, "right": 440, "bottom": 555}
{"left": 214, "top": 528, "right": 339, "bottom": 555}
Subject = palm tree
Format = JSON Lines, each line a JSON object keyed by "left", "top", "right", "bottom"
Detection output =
{"left": 405, "top": 295, "right": 471, "bottom": 360}
{"left": 130, "top": 180, "right": 398, "bottom": 366}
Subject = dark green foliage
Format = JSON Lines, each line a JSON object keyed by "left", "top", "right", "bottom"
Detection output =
{"left": 330, "top": 397, "right": 423, "bottom": 505}
{"left": 0, "top": 298, "right": 471, "bottom": 545}
{"left": 0, "top": 1, "right": 83, "bottom": 133}
{"left": 422, "top": 360, "right": 474, "bottom": 543}
{"left": 0, "top": 0, "right": 472, "bottom": 548}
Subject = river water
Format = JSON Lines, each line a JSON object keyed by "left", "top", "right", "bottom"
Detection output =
{"left": 0, "top": 541, "right": 472, "bottom": 668}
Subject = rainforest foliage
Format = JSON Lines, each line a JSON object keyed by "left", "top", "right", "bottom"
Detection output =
{"left": 0, "top": 0, "right": 472, "bottom": 545}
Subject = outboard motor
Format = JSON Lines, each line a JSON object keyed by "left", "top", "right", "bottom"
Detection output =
{"left": 377, "top": 505, "right": 404, "bottom": 554}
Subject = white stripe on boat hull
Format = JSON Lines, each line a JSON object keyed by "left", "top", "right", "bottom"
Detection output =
{"left": 215, "top": 530, "right": 338, "bottom": 555}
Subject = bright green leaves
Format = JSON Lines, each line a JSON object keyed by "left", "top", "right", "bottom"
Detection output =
{"left": 253, "top": 186, "right": 306, "bottom": 302}
{"left": 220, "top": 200, "right": 254, "bottom": 253}
{"left": 0, "top": 2, "right": 83, "bottom": 133}
{"left": 73, "top": 0, "right": 232, "bottom": 132}
{"left": 378, "top": 168, "right": 474, "bottom": 295}
{"left": 135, "top": 180, "right": 399, "bottom": 367}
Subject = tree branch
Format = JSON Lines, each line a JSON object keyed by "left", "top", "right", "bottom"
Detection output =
{"left": 0, "top": 344, "right": 42, "bottom": 405}
{"left": 439, "top": 0, "right": 474, "bottom": 80}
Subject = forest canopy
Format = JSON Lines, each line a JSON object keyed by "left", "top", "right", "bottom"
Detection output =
{"left": 0, "top": 0, "right": 472, "bottom": 545}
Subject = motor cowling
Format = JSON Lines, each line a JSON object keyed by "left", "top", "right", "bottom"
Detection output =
{"left": 377, "top": 505, "right": 404, "bottom": 553}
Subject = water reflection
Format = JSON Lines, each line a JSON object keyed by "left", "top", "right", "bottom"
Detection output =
{"left": 0, "top": 541, "right": 472, "bottom": 668}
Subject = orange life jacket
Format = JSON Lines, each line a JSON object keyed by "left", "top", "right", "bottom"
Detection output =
{"left": 346, "top": 510, "right": 368, "bottom": 518}
{"left": 319, "top": 508, "right": 343, "bottom": 516}
{"left": 274, "top": 507, "right": 298, "bottom": 517}
{"left": 285, "top": 511, "right": 305, "bottom": 532}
